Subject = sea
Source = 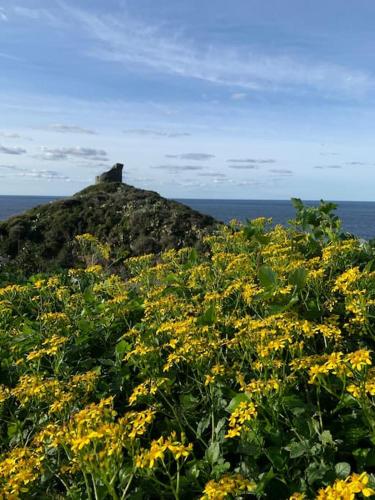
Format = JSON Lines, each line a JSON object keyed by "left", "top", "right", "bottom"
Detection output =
{"left": 1, "top": 195, "right": 375, "bottom": 240}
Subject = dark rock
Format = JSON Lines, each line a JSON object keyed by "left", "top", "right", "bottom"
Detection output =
{"left": 95, "top": 163, "right": 123, "bottom": 184}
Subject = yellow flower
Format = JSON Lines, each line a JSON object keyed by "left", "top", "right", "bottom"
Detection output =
{"left": 201, "top": 474, "right": 256, "bottom": 499}
{"left": 317, "top": 471, "right": 374, "bottom": 499}
{"left": 225, "top": 401, "right": 257, "bottom": 439}
{"left": 135, "top": 433, "right": 192, "bottom": 469}
{"left": 346, "top": 349, "right": 372, "bottom": 371}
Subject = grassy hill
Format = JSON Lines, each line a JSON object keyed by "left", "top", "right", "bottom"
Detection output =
{"left": 0, "top": 182, "right": 217, "bottom": 274}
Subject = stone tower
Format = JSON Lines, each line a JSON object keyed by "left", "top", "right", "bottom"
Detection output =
{"left": 95, "top": 163, "right": 123, "bottom": 184}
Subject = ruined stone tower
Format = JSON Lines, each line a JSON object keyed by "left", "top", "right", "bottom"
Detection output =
{"left": 95, "top": 163, "right": 123, "bottom": 184}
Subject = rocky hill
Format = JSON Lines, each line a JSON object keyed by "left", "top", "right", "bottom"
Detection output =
{"left": 0, "top": 168, "right": 218, "bottom": 274}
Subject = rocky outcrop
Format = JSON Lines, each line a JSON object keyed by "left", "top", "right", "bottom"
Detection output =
{"left": 0, "top": 181, "right": 219, "bottom": 274}
{"left": 95, "top": 163, "right": 123, "bottom": 184}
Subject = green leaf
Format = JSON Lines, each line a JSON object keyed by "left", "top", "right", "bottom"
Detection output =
{"left": 320, "top": 430, "right": 334, "bottom": 446}
{"left": 179, "top": 393, "right": 199, "bottom": 410}
{"left": 198, "top": 304, "right": 217, "bottom": 326}
{"left": 188, "top": 248, "right": 198, "bottom": 265}
{"left": 115, "top": 340, "right": 131, "bottom": 357}
{"left": 335, "top": 462, "right": 351, "bottom": 479}
{"left": 212, "top": 461, "right": 231, "bottom": 476}
{"left": 281, "top": 394, "right": 307, "bottom": 416}
{"left": 291, "top": 198, "right": 304, "bottom": 211}
{"left": 289, "top": 267, "right": 307, "bottom": 290}
{"left": 77, "top": 319, "right": 92, "bottom": 334}
{"left": 306, "top": 461, "right": 330, "bottom": 485}
{"left": 258, "top": 265, "right": 277, "bottom": 289}
{"left": 285, "top": 440, "right": 309, "bottom": 459}
{"left": 197, "top": 415, "right": 211, "bottom": 438}
{"left": 98, "top": 358, "right": 115, "bottom": 367}
{"left": 227, "top": 393, "right": 251, "bottom": 413}
{"left": 206, "top": 441, "right": 220, "bottom": 465}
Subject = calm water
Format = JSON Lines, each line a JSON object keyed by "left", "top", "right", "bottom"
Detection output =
{"left": 179, "top": 199, "right": 375, "bottom": 240}
{"left": 1, "top": 195, "right": 375, "bottom": 239}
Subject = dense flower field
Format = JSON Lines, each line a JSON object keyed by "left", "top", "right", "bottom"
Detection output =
{"left": 0, "top": 201, "right": 375, "bottom": 499}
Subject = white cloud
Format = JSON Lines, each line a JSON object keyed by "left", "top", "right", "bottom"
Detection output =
{"left": 13, "top": 6, "right": 57, "bottom": 23}
{"left": 231, "top": 92, "right": 247, "bottom": 100}
{"left": 0, "top": 131, "right": 31, "bottom": 140}
{"left": 37, "top": 146, "right": 108, "bottom": 161}
{"left": 228, "top": 164, "right": 259, "bottom": 170}
{"left": 0, "top": 165, "right": 71, "bottom": 181}
{"left": 165, "top": 153, "right": 215, "bottom": 161}
{"left": 198, "top": 172, "right": 226, "bottom": 178}
{"left": 123, "top": 129, "right": 190, "bottom": 138}
{"left": 46, "top": 124, "right": 97, "bottom": 135}
{"left": 15, "top": 168, "right": 71, "bottom": 181}
{"left": 228, "top": 158, "right": 276, "bottom": 163}
{"left": 0, "top": 8, "right": 7, "bottom": 21}
{"left": 63, "top": 5, "right": 375, "bottom": 97}
{"left": 152, "top": 165, "right": 204, "bottom": 172}
{"left": 314, "top": 165, "right": 342, "bottom": 169}
{"left": 0, "top": 164, "right": 20, "bottom": 170}
{"left": 0, "top": 145, "right": 27, "bottom": 155}
{"left": 268, "top": 168, "right": 293, "bottom": 175}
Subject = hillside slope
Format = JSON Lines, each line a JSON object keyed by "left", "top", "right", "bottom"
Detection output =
{"left": 0, "top": 182, "right": 218, "bottom": 273}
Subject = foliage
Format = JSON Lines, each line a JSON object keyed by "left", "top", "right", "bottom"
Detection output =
{"left": 0, "top": 182, "right": 216, "bottom": 275}
{"left": 0, "top": 202, "right": 375, "bottom": 498}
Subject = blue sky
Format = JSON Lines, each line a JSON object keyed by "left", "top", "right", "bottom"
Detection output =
{"left": 1, "top": 1, "right": 375, "bottom": 199}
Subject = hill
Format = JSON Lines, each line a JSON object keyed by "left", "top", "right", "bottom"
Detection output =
{"left": 0, "top": 179, "right": 218, "bottom": 274}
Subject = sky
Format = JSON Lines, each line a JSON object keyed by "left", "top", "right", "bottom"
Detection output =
{"left": 1, "top": 1, "right": 375, "bottom": 200}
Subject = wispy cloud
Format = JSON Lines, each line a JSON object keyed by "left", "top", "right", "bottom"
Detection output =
{"left": 123, "top": 129, "right": 190, "bottom": 138}
{"left": 0, "top": 145, "right": 27, "bottom": 155}
{"left": 13, "top": 6, "right": 57, "bottom": 23}
{"left": 0, "top": 131, "right": 31, "bottom": 140}
{"left": 37, "top": 146, "right": 108, "bottom": 161}
{"left": 227, "top": 158, "right": 276, "bottom": 164}
{"left": 198, "top": 172, "right": 226, "bottom": 178}
{"left": 0, "top": 7, "right": 8, "bottom": 21}
{"left": 268, "top": 168, "right": 293, "bottom": 175}
{"left": 230, "top": 92, "right": 247, "bottom": 100}
{"left": 165, "top": 153, "right": 215, "bottom": 161}
{"left": 235, "top": 180, "right": 262, "bottom": 187}
{"left": 46, "top": 124, "right": 97, "bottom": 135}
{"left": 152, "top": 165, "right": 204, "bottom": 172}
{"left": 63, "top": 5, "right": 375, "bottom": 98}
{"left": 346, "top": 161, "right": 368, "bottom": 166}
{"left": 228, "top": 164, "right": 259, "bottom": 170}
{"left": 0, "top": 164, "right": 71, "bottom": 181}
{"left": 314, "top": 165, "right": 342, "bottom": 169}
{"left": 15, "top": 169, "right": 71, "bottom": 181}
{"left": 0, "top": 164, "right": 21, "bottom": 170}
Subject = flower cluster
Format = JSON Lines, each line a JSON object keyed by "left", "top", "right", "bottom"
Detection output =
{"left": 0, "top": 204, "right": 375, "bottom": 498}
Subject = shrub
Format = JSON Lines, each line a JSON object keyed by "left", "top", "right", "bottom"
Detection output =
{"left": 0, "top": 202, "right": 374, "bottom": 498}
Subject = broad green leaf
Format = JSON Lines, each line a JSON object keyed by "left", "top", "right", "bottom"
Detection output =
{"left": 335, "top": 462, "right": 351, "bottom": 479}
{"left": 115, "top": 340, "right": 131, "bottom": 357}
{"left": 289, "top": 267, "right": 307, "bottom": 289}
{"left": 285, "top": 440, "right": 309, "bottom": 459}
{"left": 258, "top": 265, "right": 277, "bottom": 288}
{"left": 320, "top": 430, "right": 334, "bottom": 446}
{"left": 206, "top": 441, "right": 220, "bottom": 465}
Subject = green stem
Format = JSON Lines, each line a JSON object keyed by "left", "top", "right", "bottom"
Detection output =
{"left": 82, "top": 472, "right": 92, "bottom": 500}
{"left": 120, "top": 473, "right": 134, "bottom": 500}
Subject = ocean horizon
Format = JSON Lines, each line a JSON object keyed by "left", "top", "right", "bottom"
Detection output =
{"left": 1, "top": 195, "right": 375, "bottom": 240}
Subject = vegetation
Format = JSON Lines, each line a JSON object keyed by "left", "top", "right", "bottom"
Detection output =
{"left": 0, "top": 200, "right": 375, "bottom": 498}
{"left": 0, "top": 182, "right": 217, "bottom": 275}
